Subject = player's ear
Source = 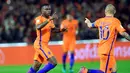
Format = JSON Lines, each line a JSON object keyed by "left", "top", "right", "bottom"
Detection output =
{"left": 114, "top": 10, "right": 116, "bottom": 14}
{"left": 113, "top": 6, "right": 116, "bottom": 14}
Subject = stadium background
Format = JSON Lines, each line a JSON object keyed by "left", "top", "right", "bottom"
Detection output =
{"left": 0, "top": 0, "right": 130, "bottom": 73}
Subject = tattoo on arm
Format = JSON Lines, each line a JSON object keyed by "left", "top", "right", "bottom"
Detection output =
{"left": 120, "top": 32, "right": 130, "bottom": 41}
{"left": 36, "top": 19, "right": 51, "bottom": 30}
{"left": 51, "top": 28, "right": 61, "bottom": 33}
{"left": 51, "top": 28, "right": 67, "bottom": 33}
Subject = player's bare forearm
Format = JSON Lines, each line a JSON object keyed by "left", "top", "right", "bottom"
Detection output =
{"left": 36, "top": 12, "right": 58, "bottom": 30}
{"left": 51, "top": 28, "right": 67, "bottom": 33}
{"left": 36, "top": 19, "right": 51, "bottom": 30}
{"left": 51, "top": 28, "right": 61, "bottom": 33}
{"left": 120, "top": 32, "right": 130, "bottom": 41}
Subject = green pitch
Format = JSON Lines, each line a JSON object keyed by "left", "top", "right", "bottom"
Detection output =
{"left": 0, "top": 60, "right": 130, "bottom": 73}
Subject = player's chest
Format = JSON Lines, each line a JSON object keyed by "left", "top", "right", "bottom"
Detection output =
{"left": 64, "top": 22, "right": 76, "bottom": 28}
{"left": 41, "top": 24, "right": 52, "bottom": 32}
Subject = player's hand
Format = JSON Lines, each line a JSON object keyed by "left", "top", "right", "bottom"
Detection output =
{"left": 50, "top": 12, "right": 58, "bottom": 20}
{"left": 85, "top": 18, "right": 91, "bottom": 24}
{"left": 85, "top": 18, "right": 93, "bottom": 28}
{"left": 62, "top": 28, "right": 68, "bottom": 32}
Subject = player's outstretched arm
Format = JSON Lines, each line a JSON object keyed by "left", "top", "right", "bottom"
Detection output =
{"left": 85, "top": 18, "right": 93, "bottom": 28}
{"left": 36, "top": 19, "right": 51, "bottom": 30}
{"left": 36, "top": 12, "right": 58, "bottom": 30}
{"left": 120, "top": 31, "right": 130, "bottom": 41}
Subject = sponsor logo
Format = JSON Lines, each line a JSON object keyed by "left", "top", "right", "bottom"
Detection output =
{"left": 114, "top": 46, "right": 130, "bottom": 58}
{"left": 75, "top": 44, "right": 98, "bottom": 60}
{"left": 74, "top": 44, "right": 130, "bottom": 60}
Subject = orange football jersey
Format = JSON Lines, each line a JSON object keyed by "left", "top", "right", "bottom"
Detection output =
{"left": 61, "top": 19, "right": 78, "bottom": 41}
{"left": 34, "top": 15, "right": 55, "bottom": 47}
{"left": 94, "top": 16, "right": 125, "bottom": 55}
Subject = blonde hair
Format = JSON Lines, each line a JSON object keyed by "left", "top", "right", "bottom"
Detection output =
{"left": 105, "top": 4, "right": 116, "bottom": 14}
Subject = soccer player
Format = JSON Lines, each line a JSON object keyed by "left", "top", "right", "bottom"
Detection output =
{"left": 60, "top": 14, "right": 79, "bottom": 73}
{"left": 27, "top": 4, "right": 67, "bottom": 73}
{"left": 79, "top": 4, "right": 130, "bottom": 73}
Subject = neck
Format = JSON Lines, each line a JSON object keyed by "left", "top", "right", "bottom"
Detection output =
{"left": 105, "top": 14, "right": 114, "bottom": 17}
{"left": 69, "top": 20, "right": 72, "bottom": 22}
{"left": 42, "top": 14, "right": 49, "bottom": 18}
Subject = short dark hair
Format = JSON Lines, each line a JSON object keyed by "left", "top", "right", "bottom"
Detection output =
{"left": 40, "top": 4, "right": 50, "bottom": 9}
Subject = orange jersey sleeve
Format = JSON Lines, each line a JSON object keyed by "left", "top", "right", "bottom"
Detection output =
{"left": 94, "top": 18, "right": 102, "bottom": 27}
{"left": 35, "top": 16, "right": 45, "bottom": 25}
{"left": 60, "top": 20, "right": 66, "bottom": 30}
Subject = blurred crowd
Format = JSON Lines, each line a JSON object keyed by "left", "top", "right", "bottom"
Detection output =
{"left": 0, "top": 0, "right": 130, "bottom": 43}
